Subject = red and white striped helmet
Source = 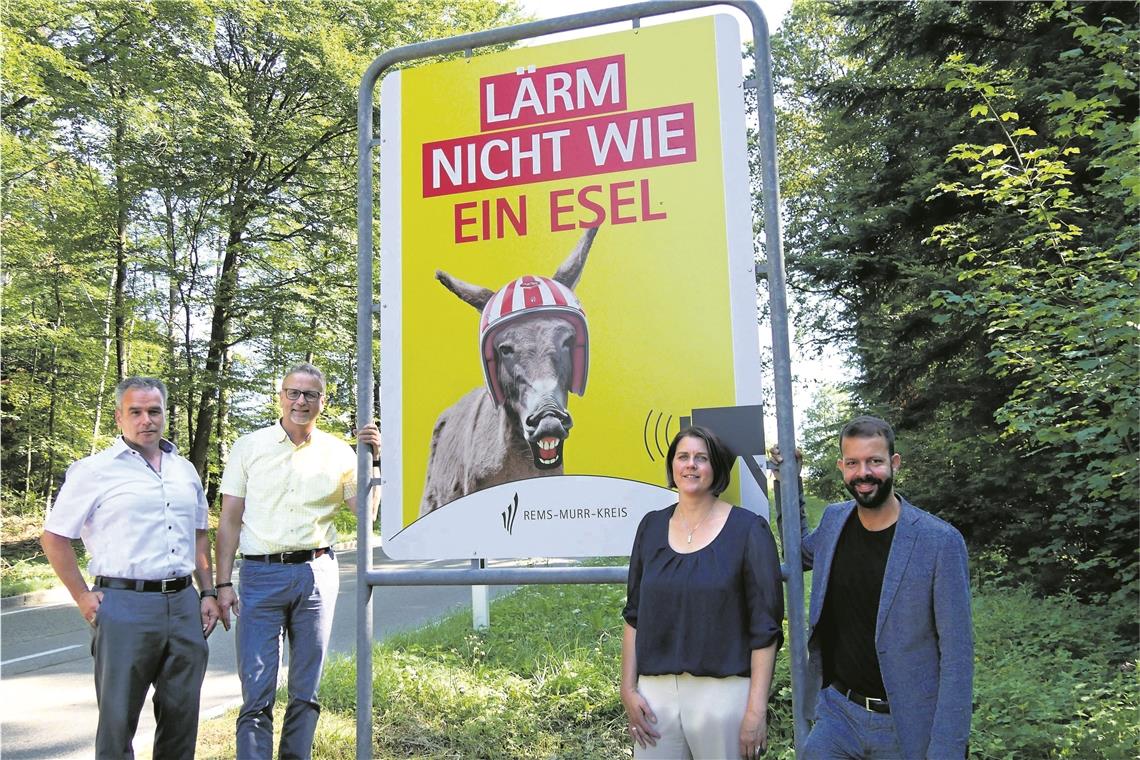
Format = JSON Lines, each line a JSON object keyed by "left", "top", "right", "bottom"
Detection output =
{"left": 479, "top": 275, "right": 589, "bottom": 407}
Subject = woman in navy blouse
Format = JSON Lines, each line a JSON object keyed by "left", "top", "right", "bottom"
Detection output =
{"left": 622, "top": 426, "right": 784, "bottom": 759}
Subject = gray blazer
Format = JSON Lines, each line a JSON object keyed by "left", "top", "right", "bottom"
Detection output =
{"left": 801, "top": 497, "right": 973, "bottom": 759}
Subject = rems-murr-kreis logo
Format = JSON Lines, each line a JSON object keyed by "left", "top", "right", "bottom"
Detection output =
{"left": 501, "top": 493, "right": 519, "bottom": 535}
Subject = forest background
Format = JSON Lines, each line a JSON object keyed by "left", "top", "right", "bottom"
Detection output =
{"left": 2, "top": 0, "right": 1136, "bottom": 748}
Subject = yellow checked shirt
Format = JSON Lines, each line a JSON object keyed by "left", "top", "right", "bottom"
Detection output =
{"left": 220, "top": 422, "right": 357, "bottom": 555}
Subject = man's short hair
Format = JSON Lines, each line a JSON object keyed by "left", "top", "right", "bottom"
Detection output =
{"left": 282, "top": 362, "right": 326, "bottom": 392}
{"left": 665, "top": 425, "right": 734, "bottom": 496}
{"left": 839, "top": 415, "right": 896, "bottom": 456}
{"left": 115, "top": 377, "right": 168, "bottom": 409}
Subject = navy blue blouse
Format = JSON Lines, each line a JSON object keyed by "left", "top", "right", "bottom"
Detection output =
{"left": 623, "top": 504, "right": 784, "bottom": 678}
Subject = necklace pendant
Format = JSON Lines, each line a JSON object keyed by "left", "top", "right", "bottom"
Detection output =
{"left": 687, "top": 532, "right": 693, "bottom": 544}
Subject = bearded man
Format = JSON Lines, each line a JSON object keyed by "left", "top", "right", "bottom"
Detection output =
{"left": 785, "top": 416, "right": 973, "bottom": 759}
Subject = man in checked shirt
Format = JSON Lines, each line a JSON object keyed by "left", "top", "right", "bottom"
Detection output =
{"left": 214, "top": 362, "right": 379, "bottom": 760}
{"left": 41, "top": 376, "right": 221, "bottom": 759}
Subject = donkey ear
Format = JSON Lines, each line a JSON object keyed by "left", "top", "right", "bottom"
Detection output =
{"left": 436, "top": 270, "right": 494, "bottom": 311}
{"left": 552, "top": 226, "right": 598, "bottom": 289}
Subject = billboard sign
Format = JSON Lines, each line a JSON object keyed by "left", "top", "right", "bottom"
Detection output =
{"left": 380, "top": 15, "right": 764, "bottom": 559}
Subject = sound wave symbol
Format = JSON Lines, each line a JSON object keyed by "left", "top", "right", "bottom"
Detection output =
{"left": 642, "top": 410, "right": 676, "bottom": 462}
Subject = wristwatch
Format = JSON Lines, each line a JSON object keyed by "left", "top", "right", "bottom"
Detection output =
{"left": 200, "top": 588, "right": 218, "bottom": 600}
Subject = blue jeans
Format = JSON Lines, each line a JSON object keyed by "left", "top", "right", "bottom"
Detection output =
{"left": 236, "top": 553, "right": 338, "bottom": 760}
{"left": 803, "top": 686, "right": 903, "bottom": 759}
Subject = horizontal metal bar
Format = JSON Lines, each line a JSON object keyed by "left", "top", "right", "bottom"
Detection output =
{"left": 359, "top": 2, "right": 766, "bottom": 101}
{"left": 365, "top": 564, "right": 628, "bottom": 586}
{"left": 366, "top": 562, "right": 791, "bottom": 585}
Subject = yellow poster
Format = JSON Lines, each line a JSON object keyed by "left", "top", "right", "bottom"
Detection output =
{"left": 379, "top": 16, "right": 764, "bottom": 558}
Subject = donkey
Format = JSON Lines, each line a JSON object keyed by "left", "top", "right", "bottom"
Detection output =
{"left": 420, "top": 227, "right": 598, "bottom": 516}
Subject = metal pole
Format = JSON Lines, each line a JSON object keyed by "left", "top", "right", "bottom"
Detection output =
{"left": 739, "top": 4, "right": 811, "bottom": 752}
{"left": 472, "top": 559, "right": 489, "bottom": 630}
{"left": 365, "top": 564, "right": 628, "bottom": 587}
{"left": 355, "top": 68, "right": 377, "bottom": 760}
{"left": 355, "top": 3, "right": 804, "bottom": 756}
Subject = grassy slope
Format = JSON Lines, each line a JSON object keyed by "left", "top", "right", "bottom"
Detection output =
{"left": 197, "top": 496, "right": 1138, "bottom": 758}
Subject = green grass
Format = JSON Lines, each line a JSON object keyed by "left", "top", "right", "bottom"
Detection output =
{"left": 17, "top": 490, "right": 1132, "bottom": 756}
{"left": 1, "top": 554, "right": 73, "bottom": 597}
{"left": 0, "top": 510, "right": 92, "bottom": 597}
{"left": 198, "top": 575, "right": 1138, "bottom": 759}
{"left": 195, "top": 497, "right": 1137, "bottom": 758}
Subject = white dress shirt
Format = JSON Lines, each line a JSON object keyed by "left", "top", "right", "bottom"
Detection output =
{"left": 44, "top": 437, "right": 208, "bottom": 580}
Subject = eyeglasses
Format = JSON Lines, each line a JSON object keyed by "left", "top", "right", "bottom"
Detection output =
{"left": 282, "top": 388, "right": 323, "bottom": 402}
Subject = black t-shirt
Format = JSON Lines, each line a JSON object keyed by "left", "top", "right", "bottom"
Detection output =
{"left": 818, "top": 510, "right": 896, "bottom": 699}
{"left": 622, "top": 504, "right": 784, "bottom": 677}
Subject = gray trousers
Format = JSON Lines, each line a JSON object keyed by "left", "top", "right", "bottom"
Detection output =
{"left": 91, "top": 585, "right": 208, "bottom": 759}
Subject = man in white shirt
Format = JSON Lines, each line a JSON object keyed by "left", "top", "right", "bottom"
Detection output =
{"left": 215, "top": 362, "right": 379, "bottom": 760}
{"left": 41, "top": 376, "right": 221, "bottom": 759}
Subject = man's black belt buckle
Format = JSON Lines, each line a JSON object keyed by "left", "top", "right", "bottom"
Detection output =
{"left": 832, "top": 679, "right": 890, "bottom": 714}
{"left": 243, "top": 547, "right": 329, "bottom": 564}
{"left": 96, "top": 575, "right": 192, "bottom": 593}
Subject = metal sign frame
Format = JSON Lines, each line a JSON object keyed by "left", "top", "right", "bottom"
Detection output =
{"left": 355, "top": 3, "right": 807, "bottom": 758}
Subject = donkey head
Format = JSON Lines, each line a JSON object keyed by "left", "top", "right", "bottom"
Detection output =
{"left": 435, "top": 227, "right": 597, "bottom": 470}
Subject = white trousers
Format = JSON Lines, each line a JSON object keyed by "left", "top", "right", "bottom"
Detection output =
{"left": 634, "top": 673, "right": 751, "bottom": 760}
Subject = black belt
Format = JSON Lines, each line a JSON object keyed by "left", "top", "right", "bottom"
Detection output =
{"left": 831, "top": 678, "right": 890, "bottom": 714}
{"left": 242, "top": 547, "right": 330, "bottom": 564}
{"left": 95, "top": 575, "right": 193, "bottom": 593}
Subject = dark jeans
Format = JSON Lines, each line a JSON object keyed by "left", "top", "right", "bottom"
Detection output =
{"left": 235, "top": 553, "right": 338, "bottom": 760}
{"left": 803, "top": 686, "right": 904, "bottom": 759}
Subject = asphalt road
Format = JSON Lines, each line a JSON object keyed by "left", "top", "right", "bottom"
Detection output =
{"left": 0, "top": 547, "right": 519, "bottom": 759}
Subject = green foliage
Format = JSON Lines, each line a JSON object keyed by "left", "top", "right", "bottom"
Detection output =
{"left": 771, "top": 0, "right": 1138, "bottom": 603}
{"left": 970, "top": 586, "right": 1138, "bottom": 758}
{"left": 925, "top": 5, "right": 1138, "bottom": 604}
{"left": 798, "top": 383, "right": 853, "bottom": 503}
{"left": 1, "top": 0, "right": 527, "bottom": 513}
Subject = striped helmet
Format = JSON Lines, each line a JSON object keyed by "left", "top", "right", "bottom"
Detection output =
{"left": 479, "top": 275, "right": 589, "bottom": 407}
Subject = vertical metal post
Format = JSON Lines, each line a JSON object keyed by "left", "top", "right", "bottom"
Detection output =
{"left": 742, "top": 4, "right": 810, "bottom": 753}
{"left": 471, "top": 559, "right": 489, "bottom": 630}
{"left": 355, "top": 74, "right": 377, "bottom": 760}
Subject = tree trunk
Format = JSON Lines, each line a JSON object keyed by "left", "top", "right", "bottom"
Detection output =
{"left": 23, "top": 345, "right": 40, "bottom": 505}
{"left": 206, "top": 348, "right": 229, "bottom": 508}
{"left": 163, "top": 193, "right": 179, "bottom": 443}
{"left": 113, "top": 112, "right": 128, "bottom": 382}
{"left": 91, "top": 273, "right": 116, "bottom": 453}
{"left": 304, "top": 313, "right": 317, "bottom": 363}
{"left": 188, "top": 196, "right": 247, "bottom": 479}
{"left": 44, "top": 277, "right": 63, "bottom": 510}
{"left": 184, "top": 243, "right": 197, "bottom": 445}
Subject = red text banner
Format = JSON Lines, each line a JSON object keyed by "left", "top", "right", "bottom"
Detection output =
{"left": 423, "top": 103, "right": 696, "bottom": 197}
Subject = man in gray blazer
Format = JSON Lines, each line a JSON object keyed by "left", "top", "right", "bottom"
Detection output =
{"left": 780, "top": 415, "right": 973, "bottom": 759}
